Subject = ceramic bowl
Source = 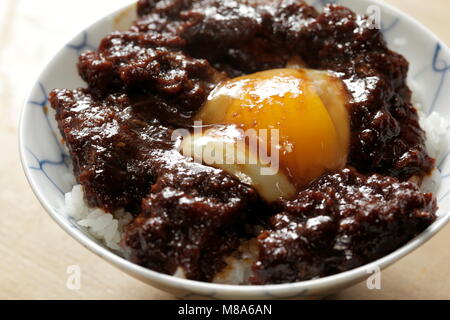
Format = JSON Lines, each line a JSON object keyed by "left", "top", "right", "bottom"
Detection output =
{"left": 19, "top": 0, "right": 450, "bottom": 299}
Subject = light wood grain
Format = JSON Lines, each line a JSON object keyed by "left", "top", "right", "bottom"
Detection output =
{"left": 0, "top": 0, "right": 449, "bottom": 300}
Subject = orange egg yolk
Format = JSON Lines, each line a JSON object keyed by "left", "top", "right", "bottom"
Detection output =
{"left": 196, "top": 68, "right": 350, "bottom": 190}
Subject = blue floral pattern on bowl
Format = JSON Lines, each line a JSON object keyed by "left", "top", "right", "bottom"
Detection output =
{"left": 19, "top": 0, "right": 450, "bottom": 299}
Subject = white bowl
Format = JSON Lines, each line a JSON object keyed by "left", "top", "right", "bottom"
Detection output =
{"left": 19, "top": 0, "right": 450, "bottom": 299}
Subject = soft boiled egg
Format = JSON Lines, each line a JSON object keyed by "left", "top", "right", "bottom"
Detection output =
{"left": 180, "top": 68, "right": 350, "bottom": 202}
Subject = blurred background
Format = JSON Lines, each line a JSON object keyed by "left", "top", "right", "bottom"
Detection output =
{"left": 0, "top": 0, "right": 449, "bottom": 299}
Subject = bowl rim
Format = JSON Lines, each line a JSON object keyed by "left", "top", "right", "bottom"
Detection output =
{"left": 19, "top": 0, "right": 450, "bottom": 296}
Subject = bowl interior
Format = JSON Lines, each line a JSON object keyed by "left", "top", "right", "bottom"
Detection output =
{"left": 20, "top": 0, "right": 450, "bottom": 299}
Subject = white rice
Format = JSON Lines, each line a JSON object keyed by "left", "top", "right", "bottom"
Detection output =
{"left": 212, "top": 239, "right": 259, "bottom": 284}
{"left": 420, "top": 112, "right": 448, "bottom": 194}
{"left": 411, "top": 79, "right": 449, "bottom": 194}
{"left": 420, "top": 112, "right": 449, "bottom": 162}
{"left": 60, "top": 92, "right": 448, "bottom": 284}
{"left": 61, "top": 185, "right": 133, "bottom": 254}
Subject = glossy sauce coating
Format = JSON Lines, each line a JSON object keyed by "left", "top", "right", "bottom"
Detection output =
{"left": 50, "top": 0, "right": 437, "bottom": 283}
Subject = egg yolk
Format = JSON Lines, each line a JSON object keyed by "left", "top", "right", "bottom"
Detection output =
{"left": 196, "top": 68, "right": 350, "bottom": 192}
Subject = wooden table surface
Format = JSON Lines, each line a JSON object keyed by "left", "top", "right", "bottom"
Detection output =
{"left": 1, "top": 0, "right": 449, "bottom": 300}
